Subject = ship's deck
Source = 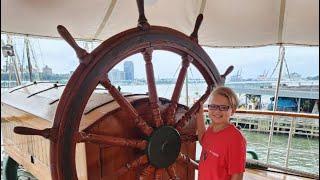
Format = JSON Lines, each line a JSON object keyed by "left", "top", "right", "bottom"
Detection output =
{"left": 194, "top": 169, "right": 315, "bottom": 180}
{"left": 244, "top": 168, "right": 314, "bottom": 180}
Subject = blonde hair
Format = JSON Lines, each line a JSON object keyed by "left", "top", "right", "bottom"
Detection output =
{"left": 210, "top": 86, "right": 239, "bottom": 111}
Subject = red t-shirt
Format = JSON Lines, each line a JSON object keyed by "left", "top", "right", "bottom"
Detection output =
{"left": 198, "top": 124, "right": 246, "bottom": 180}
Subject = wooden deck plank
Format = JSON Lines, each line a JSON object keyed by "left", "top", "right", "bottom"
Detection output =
{"left": 244, "top": 168, "right": 314, "bottom": 180}
{"left": 194, "top": 169, "right": 315, "bottom": 180}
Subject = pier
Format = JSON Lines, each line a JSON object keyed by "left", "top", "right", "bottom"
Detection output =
{"left": 231, "top": 115, "right": 319, "bottom": 137}
{"left": 231, "top": 85, "right": 319, "bottom": 99}
{"left": 204, "top": 109, "right": 319, "bottom": 138}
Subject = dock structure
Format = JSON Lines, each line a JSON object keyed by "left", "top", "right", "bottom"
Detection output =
{"left": 204, "top": 111, "right": 319, "bottom": 138}
{"left": 231, "top": 85, "right": 319, "bottom": 100}
{"left": 226, "top": 82, "right": 319, "bottom": 114}
{"left": 230, "top": 115, "right": 319, "bottom": 137}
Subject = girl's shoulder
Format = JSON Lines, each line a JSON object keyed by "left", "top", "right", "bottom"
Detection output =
{"left": 228, "top": 124, "right": 246, "bottom": 141}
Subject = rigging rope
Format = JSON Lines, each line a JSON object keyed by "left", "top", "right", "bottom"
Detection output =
{"left": 163, "top": 62, "right": 181, "bottom": 98}
{"left": 189, "top": 66, "right": 200, "bottom": 105}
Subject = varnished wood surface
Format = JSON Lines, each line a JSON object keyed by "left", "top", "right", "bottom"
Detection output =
{"left": 83, "top": 97, "right": 197, "bottom": 180}
{"left": 2, "top": 117, "right": 51, "bottom": 179}
{"left": 2, "top": 115, "right": 88, "bottom": 180}
{"left": 1, "top": 84, "right": 151, "bottom": 180}
{"left": 2, "top": 84, "right": 198, "bottom": 179}
{"left": 244, "top": 168, "right": 315, "bottom": 180}
{"left": 194, "top": 169, "right": 315, "bottom": 180}
{"left": 1, "top": 83, "right": 149, "bottom": 131}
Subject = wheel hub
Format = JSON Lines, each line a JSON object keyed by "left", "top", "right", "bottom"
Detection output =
{"left": 147, "top": 126, "right": 181, "bottom": 168}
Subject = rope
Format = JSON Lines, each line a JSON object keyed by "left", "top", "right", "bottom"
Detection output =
{"left": 188, "top": 67, "right": 200, "bottom": 104}
{"left": 163, "top": 63, "right": 181, "bottom": 98}
{"left": 36, "top": 39, "right": 45, "bottom": 71}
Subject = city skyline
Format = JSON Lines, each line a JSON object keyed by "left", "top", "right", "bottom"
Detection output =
{"left": 107, "top": 61, "right": 134, "bottom": 83}
{"left": 1, "top": 35, "right": 319, "bottom": 80}
{"left": 1, "top": 60, "right": 318, "bottom": 82}
{"left": 1, "top": 58, "right": 319, "bottom": 82}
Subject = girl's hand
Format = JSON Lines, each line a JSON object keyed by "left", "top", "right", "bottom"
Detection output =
{"left": 196, "top": 102, "right": 206, "bottom": 145}
{"left": 196, "top": 102, "right": 204, "bottom": 121}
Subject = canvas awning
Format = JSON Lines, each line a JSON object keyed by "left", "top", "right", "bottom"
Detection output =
{"left": 1, "top": 0, "right": 319, "bottom": 47}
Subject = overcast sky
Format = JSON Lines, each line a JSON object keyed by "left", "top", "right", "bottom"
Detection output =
{"left": 1, "top": 35, "right": 319, "bottom": 80}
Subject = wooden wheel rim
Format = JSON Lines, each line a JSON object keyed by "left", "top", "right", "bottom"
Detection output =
{"left": 51, "top": 26, "right": 222, "bottom": 179}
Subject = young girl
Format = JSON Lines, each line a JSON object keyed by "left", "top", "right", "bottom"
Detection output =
{"left": 197, "top": 86, "right": 246, "bottom": 180}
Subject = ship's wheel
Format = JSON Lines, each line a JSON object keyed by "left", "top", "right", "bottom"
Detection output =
{"left": 14, "top": 0, "right": 234, "bottom": 179}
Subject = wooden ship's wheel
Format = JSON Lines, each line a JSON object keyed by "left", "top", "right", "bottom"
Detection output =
{"left": 13, "top": 0, "right": 233, "bottom": 179}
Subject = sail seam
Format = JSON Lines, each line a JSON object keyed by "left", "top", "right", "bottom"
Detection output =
{"left": 277, "top": 0, "right": 286, "bottom": 44}
{"left": 93, "top": 0, "right": 117, "bottom": 39}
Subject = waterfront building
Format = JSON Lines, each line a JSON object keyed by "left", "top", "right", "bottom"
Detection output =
{"left": 42, "top": 65, "right": 52, "bottom": 75}
{"left": 124, "top": 61, "right": 134, "bottom": 82}
{"left": 108, "top": 69, "right": 125, "bottom": 82}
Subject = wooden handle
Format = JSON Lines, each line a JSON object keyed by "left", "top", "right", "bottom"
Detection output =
{"left": 14, "top": 126, "right": 51, "bottom": 139}
{"left": 136, "top": 0, "right": 147, "bottom": 22}
{"left": 190, "top": 14, "right": 204, "bottom": 41}
{"left": 221, "top": 65, "right": 234, "bottom": 79}
{"left": 57, "top": 25, "right": 88, "bottom": 61}
{"left": 136, "top": 0, "right": 150, "bottom": 30}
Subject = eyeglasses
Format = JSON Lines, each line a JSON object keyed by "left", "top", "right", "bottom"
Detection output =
{"left": 208, "top": 104, "right": 230, "bottom": 111}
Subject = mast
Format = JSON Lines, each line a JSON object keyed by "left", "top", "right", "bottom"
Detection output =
{"left": 1, "top": 39, "right": 9, "bottom": 86}
{"left": 2, "top": 35, "right": 21, "bottom": 86}
{"left": 25, "top": 37, "right": 33, "bottom": 82}
{"left": 7, "top": 35, "right": 22, "bottom": 86}
{"left": 266, "top": 45, "right": 286, "bottom": 163}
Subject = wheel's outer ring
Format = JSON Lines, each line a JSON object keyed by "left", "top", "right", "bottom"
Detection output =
{"left": 50, "top": 26, "right": 222, "bottom": 180}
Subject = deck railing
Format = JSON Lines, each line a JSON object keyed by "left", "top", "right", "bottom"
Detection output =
{"left": 203, "top": 108, "right": 319, "bottom": 178}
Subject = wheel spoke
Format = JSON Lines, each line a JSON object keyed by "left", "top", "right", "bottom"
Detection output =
{"left": 154, "top": 168, "right": 165, "bottom": 180}
{"left": 116, "top": 155, "right": 149, "bottom": 176}
{"left": 175, "top": 86, "right": 212, "bottom": 131}
{"left": 139, "top": 165, "right": 155, "bottom": 180}
{"left": 177, "top": 153, "right": 198, "bottom": 169}
{"left": 100, "top": 78, "right": 153, "bottom": 136}
{"left": 166, "top": 165, "right": 179, "bottom": 180}
{"left": 180, "top": 133, "right": 198, "bottom": 143}
{"left": 142, "top": 48, "right": 163, "bottom": 127}
{"left": 77, "top": 132, "right": 148, "bottom": 150}
{"left": 165, "top": 55, "right": 193, "bottom": 125}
